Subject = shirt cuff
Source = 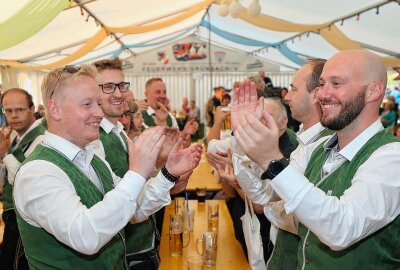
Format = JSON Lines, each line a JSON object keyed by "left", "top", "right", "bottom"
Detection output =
{"left": 117, "top": 171, "right": 146, "bottom": 201}
{"left": 269, "top": 164, "right": 313, "bottom": 213}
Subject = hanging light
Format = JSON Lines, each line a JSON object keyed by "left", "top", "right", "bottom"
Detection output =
{"left": 217, "top": 0, "right": 230, "bottom": 17}
{"left": 248, "top": 0, "right": 261, "bottom": 17}
{"left": 230, "top": 0, "right": 242, "bottom": 18}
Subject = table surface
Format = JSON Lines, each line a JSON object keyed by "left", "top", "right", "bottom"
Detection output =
{"left": 158, "top": 200, "right": 250, "bottom": 270}
{"left": 186, "top": 152, "right": 222, "bottom": 192}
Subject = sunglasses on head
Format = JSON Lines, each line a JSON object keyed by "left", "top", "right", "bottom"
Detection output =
{"left": 49, "top": 65, "right": 80, "bottom": 99}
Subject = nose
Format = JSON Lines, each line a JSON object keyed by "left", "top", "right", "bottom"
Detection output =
{"left": 94, "top": 103, "right": 104, "bottom": 118}
{"left": 284, "top": 91, "right": 292, "bottom": 102}
{"left": 315, "top": 85, "right": 331, "bottom": 101}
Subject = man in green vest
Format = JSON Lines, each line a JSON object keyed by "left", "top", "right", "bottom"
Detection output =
{"left": 233, "top": 50, "right": 400, "bottom": 269}
{"left": 0, "top": 88, "right": 45, "bottom": 270}
{"left": 142, "top": 77, "right": 198, "bottom": 141}
{"left": 93, "top": 59, "right": 186, "bottom": 269}
{"left": 13, "top": 64, "right": 202, "bottom": 269}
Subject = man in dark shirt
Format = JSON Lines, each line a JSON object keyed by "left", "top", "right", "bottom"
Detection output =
{"left": 205, "top": 86, "right": 225, "bottom": 128}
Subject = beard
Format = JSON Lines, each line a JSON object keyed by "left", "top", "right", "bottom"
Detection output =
{"left": 320, "top": 86, "right": 366, "bottom": 131}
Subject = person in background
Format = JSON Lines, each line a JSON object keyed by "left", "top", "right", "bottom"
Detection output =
{"left": 188, "top": 99, "right": 200, "bottom": 122}
{"left": 33, "top": 104, "right": 45, "bottom": 120}
{"left": 127, "top": 101, "right": 144, "bottom": 140}
{"left": 258, "top": 70, "right": 273, "bottom": 89}
{"left": 0, "top": 88, "right": 45, "bottom": 270}
{"left": 380, "top": 99, "right": 396, "bottom": 128}
{"left": 205, "top": 86, "right": 225, "bottom": 128}
{"left": 221, "top": 94, "right": 231, "bottom": 107}
{"left": 142, "top": 78, "right": 198, "bottom": 144}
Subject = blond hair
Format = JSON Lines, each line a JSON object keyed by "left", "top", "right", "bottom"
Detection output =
{"left": 41, "top": 64, "right": 98, "bottom": 106}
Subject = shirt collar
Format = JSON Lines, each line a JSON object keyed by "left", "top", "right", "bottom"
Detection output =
{"left": 100, "top": 118, "right": 123, "bottom": 134}
{"left": 297, "top": 122, "right": 326, "bottom": 145}
{"left": 323, "top": 119, "right": 383, "bottom": 161}
{"left": 147, "top": 106, "right": 155, "bottom": 116}
{"left": 17, "top": 119, "right": 42, "bottom": 142}
{"left": 43, "top": 131, "right": 94, "bottom": 162}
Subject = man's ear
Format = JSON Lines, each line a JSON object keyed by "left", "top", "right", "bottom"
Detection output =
{"left": 48, "top": 100, "right": 61, "bottom": 121}
{"left": 366, "top": 81, "right": 385, "bottom": 103}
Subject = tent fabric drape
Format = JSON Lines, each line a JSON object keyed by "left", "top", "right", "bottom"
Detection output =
{"left": 106, "top": 0, "right": 212, "bottom": 34}
{"left": 0, "top": 0, "right": 68, "bottom": 51}
{"left": 0, "top": 29, "right": 108, "bottom": 70}
{"left": 199, "top": 20, "right": 304, "bottom": 65}
{"left": 213, "top": 1, "right": 400, "bottom": 68}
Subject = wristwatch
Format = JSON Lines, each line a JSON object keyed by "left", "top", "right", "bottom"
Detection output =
{"left": 161, "top": 165, "right": 180, "bottom": 182}
{"left": 261, "top": 157, "right": 290, "bottom": 180}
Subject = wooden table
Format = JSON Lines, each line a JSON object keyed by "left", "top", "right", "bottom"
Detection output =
{"left": 158, "top": 200, "right": 250, "bottom": 270}
{"left": 186, "top": 152, "right": 222, "bottom": 192}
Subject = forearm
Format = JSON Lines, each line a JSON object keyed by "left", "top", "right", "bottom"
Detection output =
{"left": 130, "top": 170, "right": 174, "bottom": 223}
{"left": 271, "top": 144, "right": 400, "bottom": 250}
{"left": 14, "top": 163, "right": 147, "bottom": 255}
{"left": 206, "top": 120, "right": 223, "bottom": 144}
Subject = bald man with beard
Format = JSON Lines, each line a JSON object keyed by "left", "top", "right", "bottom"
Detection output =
{"left": 233, "top": 50, "right": 400, "bottom": 269}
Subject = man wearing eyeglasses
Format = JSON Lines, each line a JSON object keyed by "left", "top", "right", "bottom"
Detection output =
{"left": 93, "top": 59, "right": 198, "bottom": 269}
{"left": 13, "top": 64, "right": 202, "bottom": 269}
{"left": 0, "top": 88, "right": 45, "bottom": 270}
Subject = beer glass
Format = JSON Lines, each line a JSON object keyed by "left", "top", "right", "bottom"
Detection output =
{"left": 207, "top": 203, "right": 219, "bottom": 234}
{"left": 169, "top": 214, "right": 189, "bottom": 256}
{"left": 196, "top": 186, "right": 206, "bottom": 203}
{"left": 186, "top": 255, "right": 204, "bottom": 270}
{"left": 183, "top": 209, "right": 195, "bottom": 232}
{"left": 175, "top": 197, "right": 186, "bottom": 215}
{"left": 196, "top": 232, "right": 217, "bottom": 266}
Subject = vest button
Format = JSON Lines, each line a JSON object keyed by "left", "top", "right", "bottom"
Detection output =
{"left": 305, "top": 259, "right": 310, "bottom": 264}
{"left": 305, "top": 241, "right": 310, "bottom": 247}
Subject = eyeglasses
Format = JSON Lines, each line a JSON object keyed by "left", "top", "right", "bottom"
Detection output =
{"left": 98, "top": 82, "right": 130, "bottom": 94}
{"left": 49, "top": 65, "right": 80, "bottom": 99}
{"left": 3, "top": 108, "right": 28, "bottom": 115}
{"left": 122, "top": 111, "right": 132, "bottom": 118}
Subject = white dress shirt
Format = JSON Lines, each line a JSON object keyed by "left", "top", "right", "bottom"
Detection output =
{"left": 14, "top": 131, "right": 174, "bottom": 255}
{"left": 264, "top": 123, "right": 329, "bottom": 241}
{"left": 1, "top": 119, "right": 44, "bottom": 185}
{"left": 142, "top": 106, "right": 178, "bottom": 129}
{"left": 269, "top": 119, "right": 400, "bottom": 250}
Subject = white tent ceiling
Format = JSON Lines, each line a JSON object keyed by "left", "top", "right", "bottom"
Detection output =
{"left": 0, "top": 0, "right": 399, "bottom": 71}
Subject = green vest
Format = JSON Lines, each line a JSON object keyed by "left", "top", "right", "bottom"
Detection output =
{"left": 3, "top": 123, "right": 46, "bottom": 211}
{"left": 142, "top": 111, "right": 173, "bottom": 128}
{"left": 297, "top": 128, "right": 400, "bottom": 269}
{"left": 286, "top": 128, "right": 299, "bottom": 148}
{"left": 268, "top": 127, "right": 334, "bottom": 270}
{"left": 100, "top": 128, "right": 155, "bottom": 255}
{"left": 15, "top": 144, "right": 126, "bottom": 270}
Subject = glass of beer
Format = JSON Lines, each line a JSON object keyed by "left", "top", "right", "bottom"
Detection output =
{"left": 196, "top": 186, "right": 206, "bottom": 203}
{"left": 186, "top": 255, "right": 204, "bottom": 270}
{"left": 196, "top": 232, "right": 218, "bottom": 266}
{"left": 207, "top": 203, "right": 219, "bottom": 234}
{"left": 183, "top": 208, "right": 195, "bottom": 232}
{"left": 169, "top": 214, "right": 189, "bottom": 257}
{"left": 175, "top": 197, "right": 186, "bottom": 215}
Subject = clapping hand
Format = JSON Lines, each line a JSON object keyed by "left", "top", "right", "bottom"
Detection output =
{"left": 182, "top": 118, "right": 199, "bottom": 136}
{"left": 235, "top": 111, "right": 283, "bottom": 171}
{"left": 166, "top": 138, "right": 202, "bottom": 176}
{"left": 128, "top": 126, "right": 166, "bottom": 179}
{"left": 170, "top": 171, "right": 192, "bottom": 195}
{"left": 154, "top": 102, "right": 169, "bottom": 125}
{"left": 206, "top": 149, "right": 232, "bottom": 169}
{"left": 156, "top": 127, "right": 180, "bottom": 168}
{"left": 231, "top": 80, "right": 264, "bottom": 131}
